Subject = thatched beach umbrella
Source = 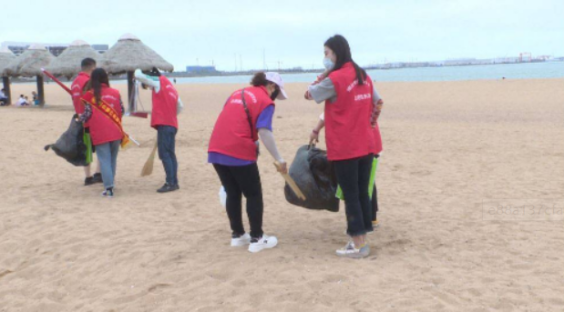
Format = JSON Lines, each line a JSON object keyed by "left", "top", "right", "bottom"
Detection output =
{"left": 0, "top": 47, "right": 15, "bottom": 104}
{"left": 6, "top": 44, "right": 55, "bottom": 106}
{"left": 102, "top": 33, "right": 174, "bottom": 112}
{"left": 45, "top": 40, "right": 100, "bottom": 79}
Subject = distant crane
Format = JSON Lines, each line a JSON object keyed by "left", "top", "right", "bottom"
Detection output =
{"left": 519, "top": 52, "right": 532, "bottom": 63}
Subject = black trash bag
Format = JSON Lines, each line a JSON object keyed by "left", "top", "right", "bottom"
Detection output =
{"left": 284, "top": 145, "right": 340, "bottom": 212}
{"left": 44, "top": 114, "right": 88, "bottom": 167}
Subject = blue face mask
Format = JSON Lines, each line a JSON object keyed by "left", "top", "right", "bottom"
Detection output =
{"left": 323, "top": 57, "right": 335, "bottom": 70}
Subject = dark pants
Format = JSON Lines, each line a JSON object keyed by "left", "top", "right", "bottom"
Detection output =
{"left": 213, "top": 163, "right": 264, "bottom": 239}
{"left": 372, "top": 184, "right": 378, "bottom": 221}
{"left": 157, "top": 125, "right": 178, "bottom": 185}
{"left": 372, "top": 154, "right": 380, "bottom": 221}
{"left": 334, "top": 154, "right": 374, "bottom": 236}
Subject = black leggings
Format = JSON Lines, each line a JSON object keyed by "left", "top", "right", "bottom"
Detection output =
{"left": 372, "top": 184, "right": 378, "bottom": 221}
{"left": 213, "top": 163, "right": 264, "bottom": 238}
{"left": 372, "top": 154, "right": 380, "bottom": 221}
{"left": 334, "top": 154, "right": 374, "bottom": 236}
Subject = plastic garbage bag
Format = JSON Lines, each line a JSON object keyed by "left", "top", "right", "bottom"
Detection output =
{"left": 219, "top": 186, "right": 227, "bottom": 207}
{"left": 44, "top": 115, "right": 88, "bottom": 167}
{"left": 284, "top": 145, "right": 339, "bottom": 212}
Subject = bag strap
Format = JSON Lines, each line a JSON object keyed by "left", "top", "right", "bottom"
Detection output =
{"left": 241, "top": 89, "right": 254, "bottom": 137}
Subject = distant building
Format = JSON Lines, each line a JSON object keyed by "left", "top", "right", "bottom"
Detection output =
{"left": 444, "top": 58, "right": 476, "bottom": 66}
{"left": 48, "top": 45, "right": 68, "bottom": 57}
{"left": 5, "top": 44, "right": 28, "bottom": 56}
{"left": 1, "top": 41, "right": 108, "bottom": 56}
{"left": 185, "top": 65, "right": 217, "bottom": 74}
{"left": 91, "top": 44, "right": 109, "bottom": 54}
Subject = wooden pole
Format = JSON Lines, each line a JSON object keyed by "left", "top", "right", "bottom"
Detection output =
{"left": 2, "top": 76, "right": 11, "bottom": 104}
{"left": 37, "top": 74, "right": 45, "bottom": 106}
{"left": 127, "top": 71, "right": 134, "bottom": 113}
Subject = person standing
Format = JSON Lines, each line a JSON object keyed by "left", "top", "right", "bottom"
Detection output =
{"left": 310, "top": 95, "right": 384, "bottom": 229}
{"left": 305, "top": 35, "right": 376, "bottom": 258}
{"left": 208, "top": 72, "right": 288, "bottom": 253}
{"left": 134, "top": 68, "right": 183, "bottom": 193}
{"left": 71, "top": 58, "right": 102, "bottom": 186}
{"left": 79, "top": 68, "right": 125, "bottom": 197}
{"left": 32, "top": 91, "right": 39, "bottom": 105}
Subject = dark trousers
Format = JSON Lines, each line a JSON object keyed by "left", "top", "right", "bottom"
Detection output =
{"left": 213, "top": 163, "right": 264, "bottom": 239}
{"left": 157, "top": 125, "right": 178, "bottom": 185}
{"left": 372, "top": 184, "right": 379, "bottom": 221}
{"left": 334, "top": 154, "right": 374, "bottom": 236}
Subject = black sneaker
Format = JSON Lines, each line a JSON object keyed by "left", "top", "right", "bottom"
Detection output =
{"left": 92, "top": 173, "right": 103, "bottom": 184}
{"left": 157, "top": 183, "right": 179, "bottom": 193}
{"left": 84, "top": 176, "right": 95, "bottom": 186}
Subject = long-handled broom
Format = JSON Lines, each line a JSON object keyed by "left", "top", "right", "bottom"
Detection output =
{"left": 141, "top": 138, "right": 158, "bottom": 177}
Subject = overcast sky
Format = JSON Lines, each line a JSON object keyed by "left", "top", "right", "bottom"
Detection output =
{"left": 2, "top": 0, "right": 563, "bottom": 71}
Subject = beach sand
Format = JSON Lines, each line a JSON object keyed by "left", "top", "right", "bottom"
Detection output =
{"left": 1, "top": 78, "right": 563, "bottom": 311}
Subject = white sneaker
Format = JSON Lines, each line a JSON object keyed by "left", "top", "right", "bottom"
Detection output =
{"left": 248, "top": 235, "right": 278, "bottom": 253}
{"left": 230, "top": 233, "right": 251, "bottom": 247}
{"left": 336, "top": 241, "right": 370, "bottom": 259}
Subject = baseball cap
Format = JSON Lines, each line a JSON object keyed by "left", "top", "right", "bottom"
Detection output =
{"left": 265, "top": 72, "right": 288, "bottom": 100}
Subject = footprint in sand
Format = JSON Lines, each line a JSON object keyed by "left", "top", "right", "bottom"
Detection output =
{"left": 148, "top": 283, "right": 172, "bottom": 294}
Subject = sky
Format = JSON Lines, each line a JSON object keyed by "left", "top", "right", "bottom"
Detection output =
{"left": 1, "top": 0, "right": 563, "bottom": 71}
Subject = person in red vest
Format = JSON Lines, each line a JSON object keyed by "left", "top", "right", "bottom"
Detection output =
{"left": 304, "top": 34, "right": 376, "bottom": 258}
{"left": 309, "top": 94, "right": 384, "bottom": 230}
{"left": 135, "top": 68, "right": 183, "bottom": 193}
{"left": 78, "top": 68, "right": 125, "bottom": 198}
{"left": 71, "top": 58, "right": 102, "bottom": 186}
{"left": 208, "top": 72, "right": 288, "bottom": 253}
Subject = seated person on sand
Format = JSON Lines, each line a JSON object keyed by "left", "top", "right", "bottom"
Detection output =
{"left": 0, "top": 89, "right": 9, "bottom": 106}
{"left": 16, "top": 95, "right": 30, "bottom": 106}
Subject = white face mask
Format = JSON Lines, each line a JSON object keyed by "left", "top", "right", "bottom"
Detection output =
{"left": 323, "top": 57, "right": 335, "bottom": 71}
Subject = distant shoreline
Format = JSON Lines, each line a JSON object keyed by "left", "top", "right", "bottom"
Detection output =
{"left": 7, "top": 60, "right": 563, "bottom": 84}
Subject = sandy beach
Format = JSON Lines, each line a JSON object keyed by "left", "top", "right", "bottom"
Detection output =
{"left": 1, "top": 78, "right": 563, "bottom": 311}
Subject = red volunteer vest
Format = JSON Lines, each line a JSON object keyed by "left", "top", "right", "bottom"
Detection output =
{"left": 208, "top": 86, "right": 274, "bottom": 161}
{"left": 151, "top": 76, "right": 179, "bottom": 129}
{"left": 83, "top": 85, "right": 123, "bottom": 146}
{"left": 71, "top": 72, "right": 90, "bottom": 126}
{"left": 325, "top": 62, "right": 375, "bottom": 161}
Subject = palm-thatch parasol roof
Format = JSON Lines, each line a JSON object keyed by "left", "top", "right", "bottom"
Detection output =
{"left": 6, "top": 44, "right": 55, "bottom": 77}
{"left": 102, "top": 33, "right": 174, "bottom": 74}
{"left": 45, "top": 40, "right": 100, "bottom": 79}
{"left": 0, "top": 47, "right": 15, "bottom": 77}
{"left": 5, "top": 44, "right": 54, "bottom": 106}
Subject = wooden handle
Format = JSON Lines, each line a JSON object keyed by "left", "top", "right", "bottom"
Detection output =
{"left": 274, "top": 162, "right": 306, "bottom": 201}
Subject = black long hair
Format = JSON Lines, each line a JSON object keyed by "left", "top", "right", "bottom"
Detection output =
{"left": 324, "top": 34, "right": 366, "bottom": 85}
{"left": 147, "top": 67, "right": 161, "bottom": 77}
{"left": 86, "top": 68, "right": 110, "bottom": 103}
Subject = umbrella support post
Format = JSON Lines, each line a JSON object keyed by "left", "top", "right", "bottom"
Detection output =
{"left": 37, "top": 75, "right": 45, "bottom": 106}
{"left": 127, "top": 71, "right": 135, "bottom": 113}
{"left": 2, "top": 76, "right": 11, "bottom": 105}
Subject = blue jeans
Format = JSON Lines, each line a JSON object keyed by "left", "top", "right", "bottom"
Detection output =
{"left": 95, "top": 140, "right": 120, "bottom": 189}
{"left": 157, "top": 125, "right": 178, "bottom": 185}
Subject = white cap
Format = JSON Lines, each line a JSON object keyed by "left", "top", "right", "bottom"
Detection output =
{"left": 265, "top": 72, "right": 288, "bottom": 100}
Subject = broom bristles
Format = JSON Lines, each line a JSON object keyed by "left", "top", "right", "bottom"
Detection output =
{"left": 141, "top": 140, "right": 158, "bottom": 177}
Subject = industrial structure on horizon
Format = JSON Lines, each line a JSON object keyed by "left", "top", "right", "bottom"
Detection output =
{"left": 0, "top": 42, "right": 109, "bottom": 57}
{"left": 367, "top": 53, "right": 558, "bottom": 70}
